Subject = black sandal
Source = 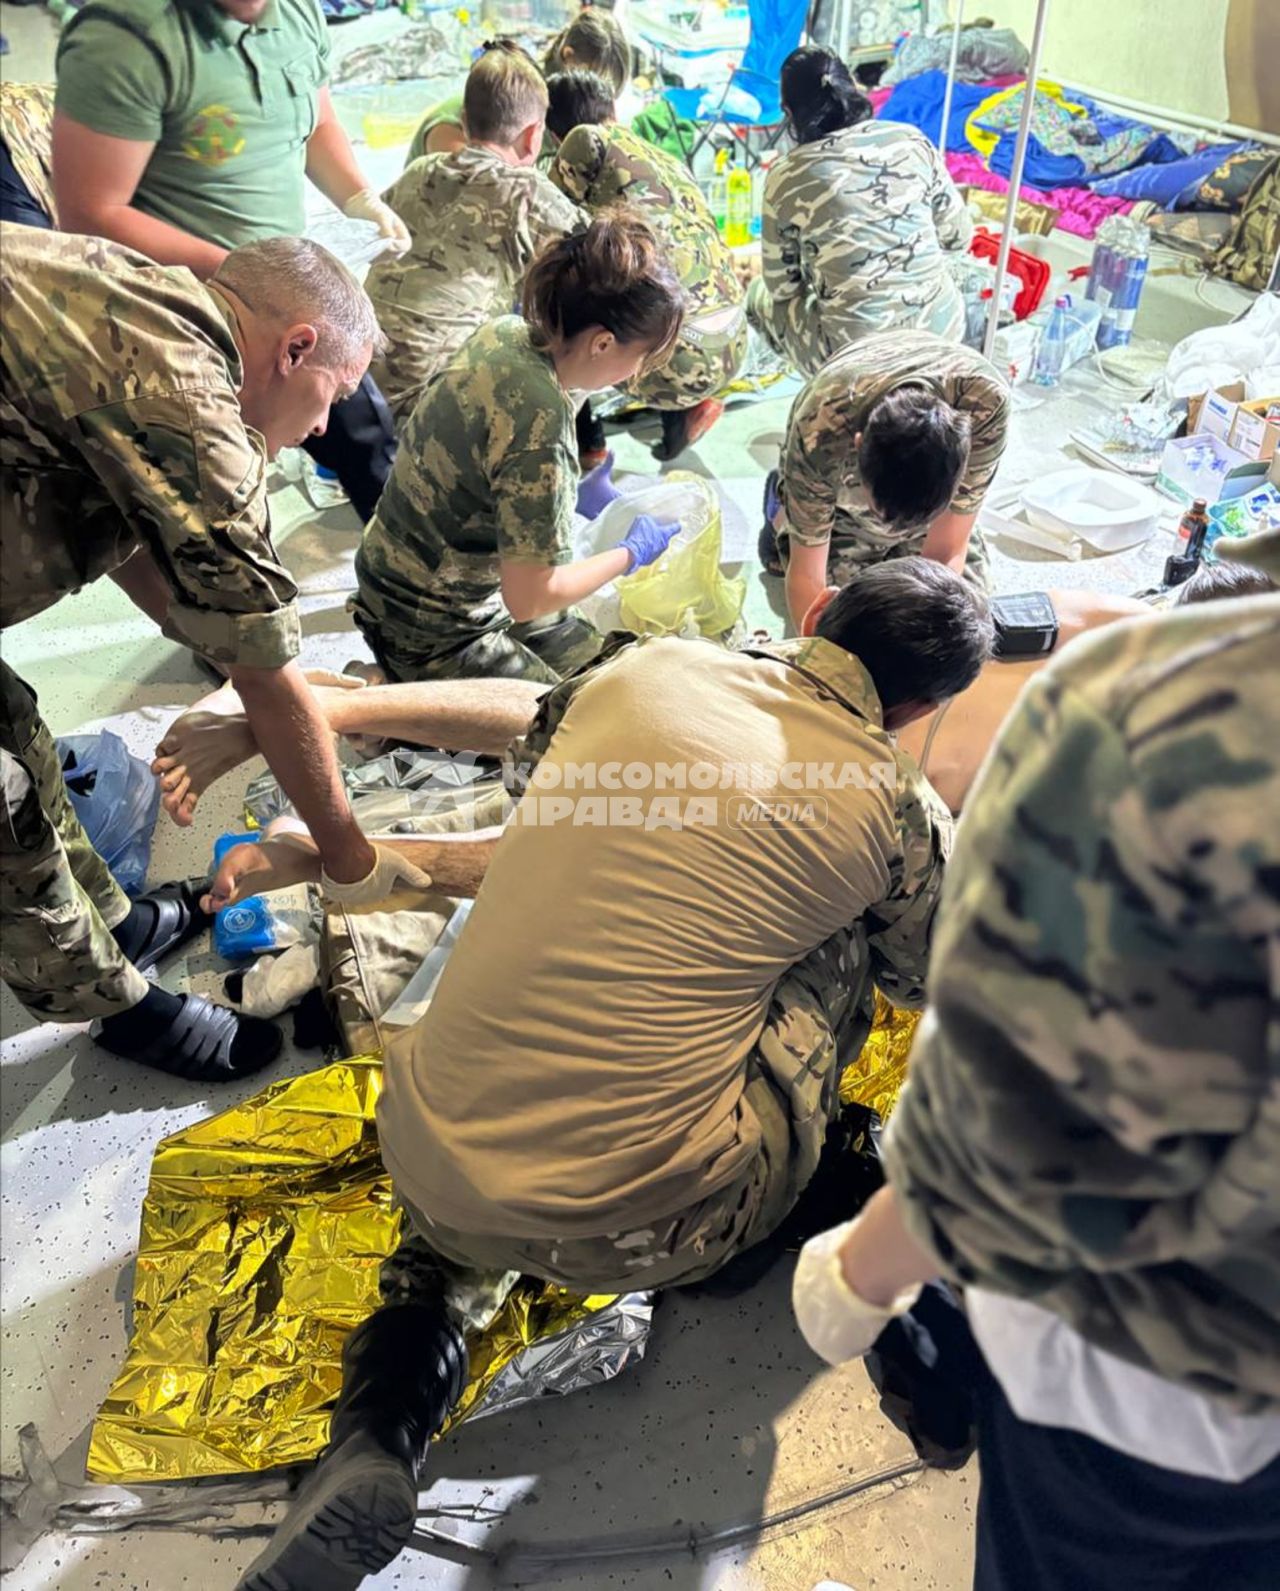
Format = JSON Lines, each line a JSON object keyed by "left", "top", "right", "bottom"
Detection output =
{"left": 129, "top": 879, "right": 215, "bottom": 972}
{"left": 97, "top": 993, "right": 282, "bottom": 1082}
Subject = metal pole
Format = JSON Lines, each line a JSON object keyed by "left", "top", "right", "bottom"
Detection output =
{"left": 937, "top": 0, "right": 966, "bottom": 157}
{"left": 982, "top": 0, "right": 1052, "bottom": 360}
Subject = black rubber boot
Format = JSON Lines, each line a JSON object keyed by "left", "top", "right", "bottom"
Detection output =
{"left": 237, "top": 1302, "right": 468, "bottom": 1591}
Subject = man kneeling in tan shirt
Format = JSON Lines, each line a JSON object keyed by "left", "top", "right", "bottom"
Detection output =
{"left": 185, "top": 558, "right": 989, "bottom": 1591}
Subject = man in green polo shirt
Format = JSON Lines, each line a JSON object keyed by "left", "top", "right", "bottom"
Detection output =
{"left": 51, "top": 0, "right": 410, "bottom": 522}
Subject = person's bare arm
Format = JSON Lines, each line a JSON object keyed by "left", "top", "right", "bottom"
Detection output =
{"left": 229, "top": 663, "right": 374, "bottom": 883}
{"left": 838, "top": 1186, "right": 939, "bottom": 1307}
{"left": 918, "top": 508, "right": 977, "bottom": 576}
{"left": 785, "top": 539, "right": 831, "bottom": 632}
{"left": 304, "top": 86, "right": 370, "bottom": 209}
{"left": 109, "top": 546, "right": 173, "bottom": 629}
{"left": 425, "top": 121, "right": 467, "bottom": 156}
{"left": 51, "top": 115, "right": 228, "bottom": 276}
{"left": 500, "top": 550, "right": 629, "bottom": 623}
{"left": 204, "top": 824, "right": 503, "bottom": 910}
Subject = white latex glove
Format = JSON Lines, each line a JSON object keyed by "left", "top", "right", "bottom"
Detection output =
{"left": 342, "top": 189, "right": 411, "bottom": 254}
{"left": 320, "top": 845, "right": 432, "bottom": 905}
{"left": 791, "top": 1217, "right": 922, "bottom": 1367}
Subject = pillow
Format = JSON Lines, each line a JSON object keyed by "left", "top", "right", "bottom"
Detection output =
{"left": 1183, "top": 148, "right": 1276, "bottom": 212}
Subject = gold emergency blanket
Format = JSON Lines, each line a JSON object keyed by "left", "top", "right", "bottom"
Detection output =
{"left": 87, "top": 1056, "right": 621, "bottom": 1485}
{"left": 89, "top": 996, "right": 918, "bottom": 1485}
{"left": 839, "top": 990, "right": 921, "bottom": 1122}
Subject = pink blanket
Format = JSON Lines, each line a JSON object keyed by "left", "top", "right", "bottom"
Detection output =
{"left": 945, "top": 150, "right": 1136, "bottom": 239}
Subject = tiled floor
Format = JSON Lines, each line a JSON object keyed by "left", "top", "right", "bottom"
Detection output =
{"left": 0, "top": 5, "right": 1247, "bottom": 1586}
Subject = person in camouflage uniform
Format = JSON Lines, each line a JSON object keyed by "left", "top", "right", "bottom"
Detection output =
{"left": 0, "top": 81, "right": 57, "bottom": 227}
{"left": 550, "top": 108, "right": 748, "bottom": 458}
{"left": 0, "top": 224, "right": 379, "bottom": 1081}
{"left": 368, "top": 44, "right": 584, "bottom": 424}
{"left": 352, "top": 213, "right": 686, "bottom": 685}
{"left": 775, "top": 329, "right": 1010, "bottom": 626}
{"left": 793, "top": 528, "right": 1280, "bottom": 1591}
{"left": 237, "top": 558, "right": 992, "bottom": 1591}
{"left": 747, "top": 46, "right": 972, "bottom": 377}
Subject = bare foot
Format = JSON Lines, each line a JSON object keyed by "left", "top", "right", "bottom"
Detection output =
{"left": 202, "top": 817, "right": 321, "bottom": 912}
{"left": 152, "top": 670, "right": 366, "bottom": 827}
{"left": 152, "top": 680, "right": 255, "bottom": 827}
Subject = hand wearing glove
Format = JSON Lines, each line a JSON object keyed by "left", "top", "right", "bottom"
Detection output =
{"left": 320, "top": 845, "right": 433, "bottom": 905}
{"left": 619, "top": 514, "right": 681, "bottom": 573}
{"left": 342, "top": 189, "right": 411, "bottom": 255}
{"left": 791, "top": 1215, "right": 923, "bottom": 1366}
{"left": 575, "top": 451, "right": 621, "bottom": 521}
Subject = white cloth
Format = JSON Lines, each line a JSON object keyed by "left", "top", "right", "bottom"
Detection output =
{"left": 791, "top": 1218, "right": 921, "bottom": 1366}
{"left": 968, "top": 1289, "right": 1280, "bottom": 1484}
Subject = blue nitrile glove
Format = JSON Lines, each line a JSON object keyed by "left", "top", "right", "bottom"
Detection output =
{"left": 619, "top": 514, "right": 681, "bottom": 572}
{"left": 575, "top": 452, "right": 620, "bottom": 520}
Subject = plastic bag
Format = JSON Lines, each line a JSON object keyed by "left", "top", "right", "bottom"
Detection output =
{"left": 58, "top": 731, "right": 160, "bottom": 897}
{"left": 575, "top": 474, "right": 746, "bottom": 641}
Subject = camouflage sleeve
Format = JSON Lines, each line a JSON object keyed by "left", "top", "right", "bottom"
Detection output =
{"left": 779, "top": 377, "right": 840, "bottom": 548}
{"left": 863, "top": 764, "right": 950, "bottom": 1008}
{"left": 881, "top": 606, "right": 1280, "bottom": 1397}
{"left": 525, "top": 175, "right": 588, "bottom": 261}
{"left": 548, "top": 125, "right": 607, "bottom": 206}
{"left": 926, "top": 141, "right": 973, "bottom": 254}
{"left": 950, "top": 367, "right": 1009, "bottom": 515}
{"left": 760, "top": 163, "right": 803, "bottom": 305}
{"left": 78, "top": 392, "right": 300, "bottom": 668}
{"left": 55, "top": 13, "right": 166, "bottom": 141}
{"left": 490, "top": 445, "right": 577, "bottom": 567}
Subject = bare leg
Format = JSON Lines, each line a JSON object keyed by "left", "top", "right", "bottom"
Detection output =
{"left": 151, "top": 670, "right": 368, "bottom": 825}
{"left": 154, "top": 674, "right": 547, "bottom": 823}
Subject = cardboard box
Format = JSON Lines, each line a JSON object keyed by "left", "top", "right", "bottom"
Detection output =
{"left": 1228, "top": 404, "right": 1280, "bottom": 462}
{"left": 1155, "top": 433, "right": 1269, "bottom": 507}
{"left": 1188, "top": 384, "right": 1280, "bottom": 460}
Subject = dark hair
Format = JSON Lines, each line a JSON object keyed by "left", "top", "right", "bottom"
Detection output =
{"left": 858, "top": 389, "right": 972, "bottom": 531}
{"left": 780, "top": 46, "right": 872, "bottom": 144}
{"left": 463, "top": 39, "right": 547, "bottom": 144}
{"left": 542, "top": 9, "right": 631, "bottom": 96}
{"left": 545, "top": 69, "right": 615, "bottom": 142}
{"left": 1176, "top": 557, "right": 1277, "bottom": 605}
{"left": 523, "top": 208, "right": 685, "bottom": 359}
{"left": 814, "top": 558, "right": 994, "bottom": 710}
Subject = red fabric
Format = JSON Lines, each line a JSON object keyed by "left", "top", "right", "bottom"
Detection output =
{"left": 946, "top": 150, "right": 1136, "bottom": 239}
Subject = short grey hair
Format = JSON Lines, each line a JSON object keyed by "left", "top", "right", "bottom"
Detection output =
{"left": 214, "top": 237, "right": 385, "bottom": 368}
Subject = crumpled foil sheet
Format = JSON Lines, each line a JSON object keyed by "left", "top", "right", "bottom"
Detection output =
{"left": 87, "top": 1056, "right": 651, "bottom": 1485}
{"left": 839, "top": 990, "right": 921, "bottom": 1122}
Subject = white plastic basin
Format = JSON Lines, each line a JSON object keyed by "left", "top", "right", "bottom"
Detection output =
{"left": 1021, "top": 466, "right": 1163, "bottom": 552}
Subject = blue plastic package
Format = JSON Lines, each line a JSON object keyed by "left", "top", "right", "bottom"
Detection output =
{"left": 58, "top": 731, "right": 161, "bottom": 897}
{"left": 212, "top": 833, "right": 275, "bottom": 959}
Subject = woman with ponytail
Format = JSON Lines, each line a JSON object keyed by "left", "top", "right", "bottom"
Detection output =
{"left": 748, "top": 45, "right": 973, "bottom": 376}
{"left": 352, "top": 210, "right": 685, "bottom": 684}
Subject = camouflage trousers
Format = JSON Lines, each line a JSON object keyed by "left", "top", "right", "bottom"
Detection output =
{"left": 350, "top": 598, "right": 606, "bottom": 687}
{"left": 367, "top": 299, "right": 473, "bottom": 429}
{"left": 381, "top": 924, "right": 874, "bottom": 1307}
{"left": 779, "top": 516, "right": 992, "bottom": 594}
{"left": 0, "top": 661, "right": 148, "bottom": 1023}
{"left": 630, "top": 301, "right": 750, "bottom": 412}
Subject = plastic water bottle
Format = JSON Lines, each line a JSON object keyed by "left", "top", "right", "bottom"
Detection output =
{"left": 725, "top": 164, "right": 752, "bottom": 247}
{"left": 1031, "top": 297, "right": 1070, "bottom": 389}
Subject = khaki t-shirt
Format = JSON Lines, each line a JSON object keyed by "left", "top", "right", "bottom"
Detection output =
{"left": 378, "top": 634, "right": 948, "bottom": 1241}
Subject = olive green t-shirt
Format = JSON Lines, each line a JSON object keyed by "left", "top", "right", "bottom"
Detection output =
{"left": 55, "top": 0, "right": 331, "bottom": 249}
{"left": 405, "top": 89, "right": 463, "bottom": 166}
